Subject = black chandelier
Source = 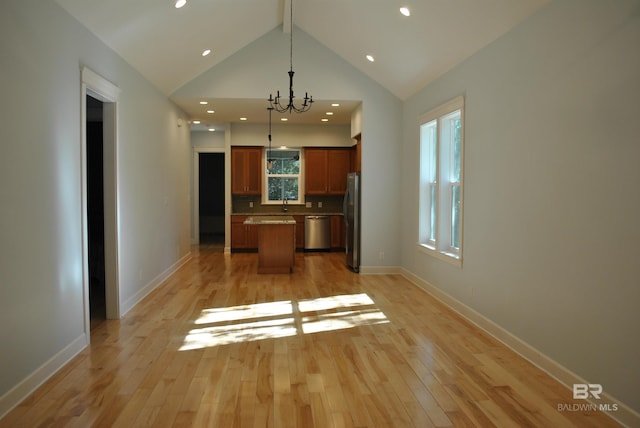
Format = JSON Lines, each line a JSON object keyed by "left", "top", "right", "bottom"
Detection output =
{"left": 266, "top": 106, "right": 274, "bottom": 171}
{"left": 268, "top": 0, "right": 313, "bottom": 114}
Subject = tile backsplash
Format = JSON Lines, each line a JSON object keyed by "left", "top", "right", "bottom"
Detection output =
{"left": 232, "top": 195, "right": 344, "bottom": 214}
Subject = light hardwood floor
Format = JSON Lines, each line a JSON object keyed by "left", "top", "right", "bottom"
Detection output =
{"left": 1, "top": 247, "right": 620, "bottom": 427}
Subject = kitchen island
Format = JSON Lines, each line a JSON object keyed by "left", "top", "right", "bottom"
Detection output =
{"left": 243, "top": 216, "right": 296, "bottom": 273}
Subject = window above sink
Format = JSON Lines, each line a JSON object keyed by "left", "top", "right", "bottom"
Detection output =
{"left": 262, "top": 148, "right": 305, "bottom": 205}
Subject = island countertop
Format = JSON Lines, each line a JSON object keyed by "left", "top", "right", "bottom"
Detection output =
{"left": 243, "top": 215, "right": 296, "bottom": 225}
{"left": 233, "top": 212, "right": 343, "bottom": 217}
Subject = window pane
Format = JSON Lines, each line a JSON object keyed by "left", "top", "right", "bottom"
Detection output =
{"left": 451, "top": 184, "right": 460, "bottom": 249}
{"left": 452, "top": 117, "right": 461, "bottom": 182}
{"left": 267, "top": 150, "right": 300, "bottom": 175}
{"left": 264, "top": 148, "right": 301, "bottom": 204}
{"left": 420, "top": 121, "right": 437, "bottom": 182}
{"left": 268, "top": 177, "right": 298, "bottom": 201}
{"left": 441, "top": 111, "right": 461, "bottom": 182}
{"left": 430, "top": 184, "right": 437, "bottom": 242}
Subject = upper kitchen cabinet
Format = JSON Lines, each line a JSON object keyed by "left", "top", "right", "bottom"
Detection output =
{"left": 231, "top": 147, "right": 262, "bottom": 195}
{"left": 305, "top": 148, "right": 352, "bottom": 195}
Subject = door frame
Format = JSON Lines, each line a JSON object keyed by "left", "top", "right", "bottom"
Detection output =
{"left": 81, "top": 66, "right": 121, "bottom": 338}
{"left": 192, "top": 147, "right": 226, "bottom": 248}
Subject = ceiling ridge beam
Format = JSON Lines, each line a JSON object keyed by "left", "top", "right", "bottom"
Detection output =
{"left": 282, "top": 0, "right": 292, "bottom": 34}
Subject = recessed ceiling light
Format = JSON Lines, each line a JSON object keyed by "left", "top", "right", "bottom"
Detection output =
{"left": 326, "top": 112, "right": 334, "bottom": 116}
{"left": 366, "top": 54, "right": 375, "bottom": 62}
{"left": 208, "top": 128, "right": 215, "bottom": 132}
{"left": 175, "top": 0, "right": 186, "bottom": 9}
{"left": 240, "top": 117, "right": 247, "bottom": 121}
{"left": 193, "top": 120, "right": 201, "bottom": 124}
{"left": 199, "top": 101, "right": 208, "bottom": 105}
{"left": 202, "top": 49, "right": 211, "bottom": 57}
{"left": 321, "top": 118, "right": 329, "bottom": 122}
{"left": 400, "top": 7, "right": 411, "bottom": 17}
{"left": 331, "top": 103, "right": 340, "bottom": 107}
{"left": 207, "top": 110, "right": 215, "bottom": 114}
{"left": 281, "top": 118, "right": 288, "bottom": 121}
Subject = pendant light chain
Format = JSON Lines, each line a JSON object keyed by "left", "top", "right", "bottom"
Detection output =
{"left": 267, "top": 107, "right": 274, "bottom": 171}
{"left": 289, "top": 0, "right": 293, "bottom": 72}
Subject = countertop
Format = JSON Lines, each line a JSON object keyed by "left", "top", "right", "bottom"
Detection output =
{"left": 243, "top": 215, "right": 296, "bottom": 225}
{"left": 233, "top": 212, "right": 343, "bottom": 216}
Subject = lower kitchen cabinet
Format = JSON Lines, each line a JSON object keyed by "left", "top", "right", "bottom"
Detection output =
{"left": 232, "top": 214, "right": 337, "bottom": 251}
{"left": 294, "top": 216, "right": 305, "bottom": 250}
{"left": 231, "top": 216, "right": 258, "bottom": 250}
{"left": 330, "top": 215, "right": 346, "bottom": 249}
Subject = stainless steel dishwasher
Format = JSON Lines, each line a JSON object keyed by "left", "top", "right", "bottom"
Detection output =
{"left": 304, "top": 215, "right": 331, "bottom": 250}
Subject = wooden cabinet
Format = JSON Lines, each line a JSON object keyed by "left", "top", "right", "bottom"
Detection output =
{"left": 231, "top": 147, "right": 262, "bottom": 195}
{"left": 327, "top": 150, "right": 350, "bottom": 194}
{"left": 294, "top": 215, "right": 305, "bottom": 249}
{"left": 232, "top": 215, "right": 303, "bottom": 251}
{"left": 231, "top": 216, "right": 258, "bottom": 250}
{"left": 330, "top": 215, "right": 346, "bottom": 249}
{"left": 305, "top": 148, "right": 351, "bottom": 195}
{"left": 257, "top": 223, "right": 296, "bottom": 274}
{"left": 305, "top": 149, "right": 328, "bottom": 194}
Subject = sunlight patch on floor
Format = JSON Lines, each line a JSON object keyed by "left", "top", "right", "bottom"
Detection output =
{"left": 301, "top": 308, "right": 389, "bottom": 334}
{"left": 297, "top": 293, "right": 375, "bottom": 312}
{"left": 180, "top": 317, "right": 297, "bottom": 350}
{"left": 179, "top": 293, "right": 389, "bottom": 350}
{"left": 195, "top": 301, "right": 293, "bottom": 325}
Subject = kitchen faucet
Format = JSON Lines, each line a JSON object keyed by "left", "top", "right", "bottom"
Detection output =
{"left": 282, "top": 197, "right": 288, "bottom": 212}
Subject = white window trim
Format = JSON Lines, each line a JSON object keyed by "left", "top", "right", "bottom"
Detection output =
{"left": 261, "top": 147, "right": 305, "bottom": 205}
{"left": 417, "top": 96, "right": 464, "bottom": 268}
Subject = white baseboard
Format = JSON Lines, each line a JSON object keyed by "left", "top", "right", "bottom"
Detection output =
{"left": 0, "top": 253, "right": 193, "bottom": 420}
{"left": 399, "top": 267, "right": 639, "bottom": 428}
{"left": 121, "top": 252, "right": 192, "bottom": 316}
{"left": 0, "top": 333, "right": 88, "bottom": 419}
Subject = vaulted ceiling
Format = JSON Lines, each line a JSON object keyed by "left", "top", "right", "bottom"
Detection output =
{"left": 56, "top": 0, "right": 549, "bottom": 126}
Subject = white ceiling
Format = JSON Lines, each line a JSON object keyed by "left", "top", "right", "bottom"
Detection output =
{"left": 56, "top": 0, "right": 549, "bottom": 127}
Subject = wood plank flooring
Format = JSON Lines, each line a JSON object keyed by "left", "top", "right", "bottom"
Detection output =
{"left": 1, "top": 246, "right": 621, "bottom": 427}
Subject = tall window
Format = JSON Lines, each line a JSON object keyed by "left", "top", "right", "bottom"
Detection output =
{"left": 419, "top": 96, "right": 464, "bottom": 265}
{"left": 263, "top": 148, "right": 303, "bottom": 204}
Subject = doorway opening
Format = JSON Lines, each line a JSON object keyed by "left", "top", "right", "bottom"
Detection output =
{"left": 82, "top": 66, "right": 120, "bottom": 339}
{"left": 199, "top": 153, "right": 225, "bottom": 249}
{"left": 86, "top": 95, "right": 106, "bottom": 328}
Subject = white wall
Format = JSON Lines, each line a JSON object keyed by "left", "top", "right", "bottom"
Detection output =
{"left": 174, "top": 26, "right": 403, "bottom": 268}
{"left": 192, "top": 130, "right": 225, "bottom": 149}
{"left": 229, "top": 123, "right": 352, "bottom": 147}
{"left": 0, "top": 0, "right": 191, "bottom": 412}
{"left": 401, "top": 0, "right": 640, "bottom": 415}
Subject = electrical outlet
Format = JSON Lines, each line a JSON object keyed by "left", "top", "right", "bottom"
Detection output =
{"left": 379, "top": 251, "right": 385, "bottom": 260}
{"left": 249, "top": 201, "right": 254, "bottom": 208}
{"left": 306, "top": 202, "right": 312, "bottom": 208}
{"left": 318, "top": 201, "right": 323, "bottom": 208}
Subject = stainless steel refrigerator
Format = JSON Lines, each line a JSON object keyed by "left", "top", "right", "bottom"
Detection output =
{"left": 343, "top": 172, "right": 361, "bottom": 272}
